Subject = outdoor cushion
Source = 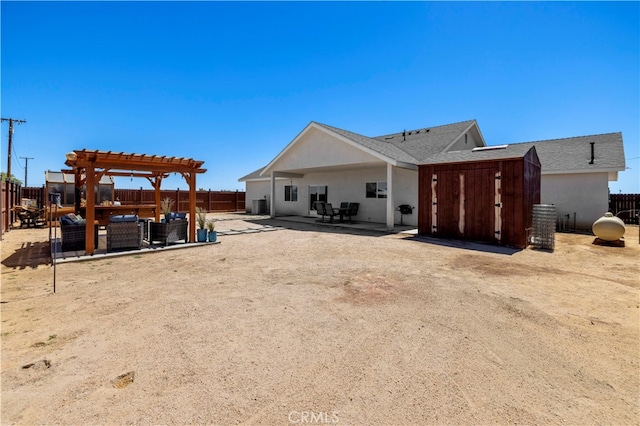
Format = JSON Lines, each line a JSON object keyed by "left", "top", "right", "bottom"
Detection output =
{"left": 109, "top": 214, "right": 138, "bottom": 223}
{"left": 60, "top": 215, "right": 75, "bottom": 226}
{"left": 166, "top": 212, "right": 186, "bottom": 221}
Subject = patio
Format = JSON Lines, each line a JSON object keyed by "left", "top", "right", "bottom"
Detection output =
{"left": 267, "top": 214, "right": 417, "bottom": 234}
{"left": 49, "top": 213, "right": 416, "bottom": 263}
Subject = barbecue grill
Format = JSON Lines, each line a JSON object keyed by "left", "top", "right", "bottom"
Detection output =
{"left": 396, "top": 204, "right": 414, "bottom": 225}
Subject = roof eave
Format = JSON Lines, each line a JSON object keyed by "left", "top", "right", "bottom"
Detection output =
{"left": 542, "top": 167, "right": 625, "bottom": 175}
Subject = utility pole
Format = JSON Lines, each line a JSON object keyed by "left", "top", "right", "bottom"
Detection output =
{"left": 1, "top": 118, "right": 27, "bottom": 181}
{"left": 20, "top": 156, "right": 34, "bottom": 187}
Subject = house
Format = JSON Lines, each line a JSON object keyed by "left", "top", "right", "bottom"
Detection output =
{"left": 239, "top": 119, "right": 625, "bottom": 231}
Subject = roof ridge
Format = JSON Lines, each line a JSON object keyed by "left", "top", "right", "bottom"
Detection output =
{"left": 374, "top": 119, "right": 476, "bottom": 139}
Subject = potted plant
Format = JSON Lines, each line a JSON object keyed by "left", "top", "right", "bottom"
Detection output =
{"left": 160, "top": 197, "right": 174, "bottom": 222}
{"left": 206, "top": 219, "right": 217, "bottom": 242}
{"left": 196, "top": 207, "right": 208, "bottom": 242}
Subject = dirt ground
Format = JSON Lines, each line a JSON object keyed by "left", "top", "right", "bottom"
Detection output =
{"left": 1, "top": 215, "right": 638, "bottom": 425}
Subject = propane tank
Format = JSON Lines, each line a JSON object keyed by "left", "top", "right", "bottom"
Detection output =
{"left": 592, "top": 212, "right": 625, "bottom": 242}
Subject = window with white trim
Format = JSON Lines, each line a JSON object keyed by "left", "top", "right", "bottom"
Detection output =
{"left": 365, "top": 182, "right": 387, "bottom": 199}
{"left": 284, "top": 185, "right": 298, "bottom": 202}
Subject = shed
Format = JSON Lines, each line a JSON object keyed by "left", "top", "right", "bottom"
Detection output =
{"left": 45, "top": 170, "right": 114, "bottom": 206}
{"left": 418, "top": 145, "right": 541, "bottom": 248}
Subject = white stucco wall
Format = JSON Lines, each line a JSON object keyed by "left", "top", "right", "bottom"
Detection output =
{"left": 245, "top": 180, "right": 270, "bottom": 213}
{"left": 272, "top": 127, "right": 381, "bottom": 171}
{"left": 247, "top": 170, "right": 610, "bottom": 229}
{"left": 253, "top": 166, "right": 419, "bottom": 226}
{"left": 541, "top": 172, "right": 610, "bottom": 229}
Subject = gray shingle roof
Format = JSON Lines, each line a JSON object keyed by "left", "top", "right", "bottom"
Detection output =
{"left": 238, "top": 167, "right": 267, "bottom": 181}
{"left": 315, "top": 119, "right": 476, "bottom": 164}
{"left": 424, "top": 144, "right": 537, "bottom": 165}
{"left": 373, "top": 119, "right": 477, "bottom": 162}
{"left": 508, "top": 132, "right": 625, "bottom": 172}
{"left": 239, "top": 122, "right": 625, "bottom": 182}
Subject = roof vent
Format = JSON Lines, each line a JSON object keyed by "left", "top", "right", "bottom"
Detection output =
{"left": 384, "top": 136, "right": 394, "bottom": 140}
{"left": 472, "top": 145, "right": 508, "bottom": 152}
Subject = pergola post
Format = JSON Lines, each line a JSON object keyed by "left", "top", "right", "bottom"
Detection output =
{"left": 187, "top": 172, "right": 196, "bottom": 242}
{"left": 153, "top": 176, "right": 162, "bottom": 222}
{"left": 85, "top": 163, "right": 96, "bottom": 254}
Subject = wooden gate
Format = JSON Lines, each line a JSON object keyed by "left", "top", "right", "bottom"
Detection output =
{"left": 431, "top": 165, "right": 497, "bottom": 242}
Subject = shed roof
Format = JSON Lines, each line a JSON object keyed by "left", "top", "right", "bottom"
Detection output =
{"left": 424, "top": 144, "right": 537, "bottom": 165}
{"left": 45, "top": 170, "right": 113, "bottom": 185}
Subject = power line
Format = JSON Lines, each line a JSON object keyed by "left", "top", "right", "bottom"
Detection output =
{"left": 13, "top": 144, "right": 24, "bottom": 169}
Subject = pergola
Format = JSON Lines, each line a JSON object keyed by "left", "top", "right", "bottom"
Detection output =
{"left": 64, "top": 150, "right": 206, "bottom": 255}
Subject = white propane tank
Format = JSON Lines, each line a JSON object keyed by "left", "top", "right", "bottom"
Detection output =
{"left": 592, "top": 212, "right": 625, "bottom": 242}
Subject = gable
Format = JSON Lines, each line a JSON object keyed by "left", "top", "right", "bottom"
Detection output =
{"left": 262, "top": 125, "right": 386, "bottom": 175}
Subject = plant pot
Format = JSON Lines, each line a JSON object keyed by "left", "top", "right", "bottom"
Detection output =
{"left": 207, "top": 230, "right": 217, "bottom": 243}
{"left": 196, "top": 228, "right": 208, "bottom": 242}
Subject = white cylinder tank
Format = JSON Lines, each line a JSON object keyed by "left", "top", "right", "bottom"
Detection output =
{"left": 592, "top": 212, "right": 625, "bottom": 242}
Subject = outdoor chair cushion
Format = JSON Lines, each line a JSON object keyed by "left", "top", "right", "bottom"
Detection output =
{"left": 61, "top": 213, "right": 86, "bottom": 226}
{"left": 166, "top": 212, "right": 186, "bottom": 221}
{"left": 109, "top": 214, "right": 138, "bottom": 223}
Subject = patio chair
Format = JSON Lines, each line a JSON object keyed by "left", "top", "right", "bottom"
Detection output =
{"left": 150, "top": 217, "right": 188, "bottom": 245}
{"left": 107, "top": 215, "right": 143, "bottom": 252}
{"left": 345, "top": 203, "right": 359, "bottom": 223}
{"left": 314, "top": 201, "right": 325, "bottom": 218}
{"left": 60, "top": 214, "right": 98, "bottom": 251}
{"left": 321, "top": 203, "right": 340, "bottom": 223}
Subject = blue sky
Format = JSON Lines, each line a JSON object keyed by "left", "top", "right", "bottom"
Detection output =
{"left": 1, "top": 1, "right": 638, "bottom": 193}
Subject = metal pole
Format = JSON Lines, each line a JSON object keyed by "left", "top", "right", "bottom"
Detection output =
{"left": 1, "top": 118, "right": 27, "bottom": 181}
{"left": 53, "top": 202, "right": 57, "bottom": 293}
{"left": 20, "top": 157, "right": 33, "bottom": 187}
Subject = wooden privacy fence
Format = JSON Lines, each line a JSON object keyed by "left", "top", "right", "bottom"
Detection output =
{"left": 114, "top": 188, "right": 245, "bottom": 213}
{"left": 20, "top": 186, "right": 246, "bottom": 213}
{"left": 1, "top": 180, "right": 21, "bottom": 235}
{"left": 609, "top": 194, "right": 640, "bottom": 224}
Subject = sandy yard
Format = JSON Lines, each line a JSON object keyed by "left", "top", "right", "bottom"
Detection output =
{"left": 1, "top": 215, "right": 638, "bottom": 425}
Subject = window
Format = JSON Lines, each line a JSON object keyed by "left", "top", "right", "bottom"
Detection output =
{"left": 285, "top": 185, "right": 298, "bottom": 202}
{"left": 366, "top": 182, "right": 387, "bottom": 199}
